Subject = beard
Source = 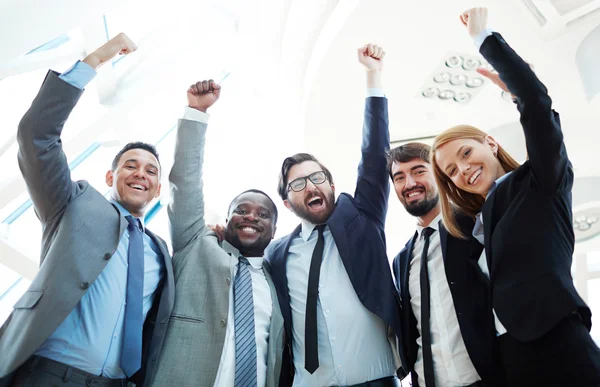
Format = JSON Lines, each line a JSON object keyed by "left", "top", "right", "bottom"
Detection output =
{"left": 288, "top": 190, "right": 336, "bottom": 224}
{"left": 225, "top": 226, "right": 271, "bottom": 256}
{"left": 404, "top": 194, "right": 439, "bottom": 217}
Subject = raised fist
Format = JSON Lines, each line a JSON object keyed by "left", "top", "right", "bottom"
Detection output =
{"left": 460, "top": 7, "right": 488, "bottom": 39}
{"left": 83, "top": 33, "right": 138, "bottom": 70}
{"left": 187, "top": 80, "right": 221, "bottom": 112}
{"left": 357, "top": 44, "right": 385, "bottom": 71}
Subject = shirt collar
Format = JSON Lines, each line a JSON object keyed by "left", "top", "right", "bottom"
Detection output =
{"left": 415, "top": 212, "right": 443, "bottom": 238}
{"left": 110, "top": 200, "right": 146, "bottom": 231}
{"left": 486, "top": 171, "right": 513, "bottom": 199}
{"left": 300, "top": 219, "right": 326, "bottom": 242}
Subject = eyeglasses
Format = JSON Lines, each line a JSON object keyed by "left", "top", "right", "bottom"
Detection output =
{"left": 287, "top": 171, "right": 327, "bottom": 193}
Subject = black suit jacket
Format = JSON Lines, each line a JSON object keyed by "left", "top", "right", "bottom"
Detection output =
{"left": 393, "top": 216, "right": 503, "bottom": 387}
{"left": 266, "top": 97, "right": 407, "bottom": 386}
{"left": 478, "top": 33, "right": 590, "bottom": 341}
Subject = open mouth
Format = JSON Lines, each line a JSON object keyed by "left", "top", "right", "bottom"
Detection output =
{"left": 469, "top": 167, "right": 482, "bottom": 185}
{"left": 307, "top": 196, "right": 325, "bottom": 210}
{"left": 128, "top": 183, "right": 147, "bottom": 192}
{"left": 238, "top": 224, "right": 261, "bottom": 236}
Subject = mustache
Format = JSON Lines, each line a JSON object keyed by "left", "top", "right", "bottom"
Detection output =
{"left": 402, "top": 184, "right": 427, "bottom": 196}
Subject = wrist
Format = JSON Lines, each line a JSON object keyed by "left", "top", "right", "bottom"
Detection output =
{"left": 82, "top": 54, "right": 101, "bottom": 70}
{"left": 366, "top": 69, "right": 383, "bottom": 89}
{"left": 188, "top": 105, "right": 207, "bottom": 113}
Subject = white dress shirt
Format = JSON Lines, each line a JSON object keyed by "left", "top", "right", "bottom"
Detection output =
{"left": 213, "top": 256, "right": 273, "bottom": 387}
{"left": 286, "top": 220, "right": 397, "bottom": 387}
{"left": 409, "top": 214, "right": 481, "bottom": 387}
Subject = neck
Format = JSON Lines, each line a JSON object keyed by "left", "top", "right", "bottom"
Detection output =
{"left": 417, "top": 206, "right": 441, "bottom": 228}
{"left": 116, "top": 200, "right": 145, "bottom": 218}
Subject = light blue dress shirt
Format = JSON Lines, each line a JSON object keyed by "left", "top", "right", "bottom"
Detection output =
{"left": 34, "top": 70, "right": 166, "bottom": 376}
{"left": 286, "top": 221, "right": 397, "bottom": 386}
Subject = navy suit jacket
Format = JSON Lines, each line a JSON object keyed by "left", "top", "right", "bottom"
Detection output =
{"left": 479, "top": 33, "right": 590, "bottom": 342}
{"left": 393, "top": 215, "right": 504, "bottom": 387}
{"left": 266, "top": 97, "right": 406, "bottom": 386}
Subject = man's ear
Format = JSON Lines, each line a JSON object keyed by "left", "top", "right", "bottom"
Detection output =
{"left": 155, "top": 183, "right": 162, "bottom": 198}
{"left": 105, "top": 170, "right": 114, "bottom": 187}
{"left": 271, "top": 225, "right": 277, "bottom": 239}
{"left": 330, "top": 183, "right": 335, "bottom": 196}
{"left": 283, "top": 200, "right": 292, "bottom": 211}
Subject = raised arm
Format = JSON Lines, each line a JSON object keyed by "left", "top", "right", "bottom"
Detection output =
{"left": 168, "top": 80, "right": 221, "bottom": 253}
{"left": 17, "top": 33, "right": 137, "bottom": 223}
{"left": 354, "top": 44, "right": 390, "bottom": 228}
{"left": 463, "top": 8, "right": 570, "bottom": 192}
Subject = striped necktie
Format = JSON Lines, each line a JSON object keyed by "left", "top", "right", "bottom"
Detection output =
{"left": 234, "top": 257, "right": 257, "bottom": 387}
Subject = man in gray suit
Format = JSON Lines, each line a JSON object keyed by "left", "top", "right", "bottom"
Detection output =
{"left": 148, "top": 80, "right": 284, "bottom": 387}
{"left": 0, "top": 33, "right": 174, "bottom": 386}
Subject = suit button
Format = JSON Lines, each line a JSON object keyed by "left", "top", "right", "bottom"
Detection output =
{"left": 104, "top": 253, "right": 112, "bottom": 260}
{"left": 80, "top": 281, "right": 90, "bottom": 290}
{"left": 220, "top": 319, "right": 227, "bottom": 327}
{"left": 226, "top": 277, "right": 231, "bottom": 286}
{"left": 450, "top": 281, "right": 455, "bottom": 285}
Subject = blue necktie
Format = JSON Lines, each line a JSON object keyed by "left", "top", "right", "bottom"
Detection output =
{"left": 234, "top": 257, "right": 257, "bottom": 387}
{"left": 121, "top": 215, "right": 145, "bottom": 377}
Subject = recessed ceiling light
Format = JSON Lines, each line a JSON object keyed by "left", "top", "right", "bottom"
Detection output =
{"left": 439, "top": 90, "right": 455, "bottom": 100}
{"left": 445, "top": 55, "right": 463, "bottom": 68}
{"left": 573, "top": 209, "right": 600, "bottom": 243}
{"left": 454, "top": 92, "right": 471, "bottom": 103}
{"left": 434, "top": 72, "right": 451, "bottom": 83}
{"left": 462, "top": 58, "right": 481, "bottom": 71}
{"left": 422, "top": 87, "right": 440, "bottom": 98}
{"left": 450, "top": 74, "right": 467, "bottom": 86}
{"left": 466, "top": 77, "right": 484, "bottom": 88}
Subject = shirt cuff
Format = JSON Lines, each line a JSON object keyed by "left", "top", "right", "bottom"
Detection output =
{"left": 474, "top": 28, "right": 493, "bottom": 52}
{"left": 58, "top": 61, "right": 97, "bottom": 90}
{"left": 367, "top": 88, "right": 385, "bottom": 98}
{"left": 183, "top": 106, "right": 210, "bottom": 123}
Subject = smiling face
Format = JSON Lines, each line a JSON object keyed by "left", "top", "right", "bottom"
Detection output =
{"left": 105, "top": 148, "right": 161, "bottom": 217}
{"left": 390, "top": 158, "right": 439, "bottom": 217}
{"left": 225, "top": 192, "right": 277, "bottom": 257}
{"left": 283, "top": 161, "right": 335, "bottom": 224}
{"left": 434, "top": 136, "right": 506, "bottom": 197}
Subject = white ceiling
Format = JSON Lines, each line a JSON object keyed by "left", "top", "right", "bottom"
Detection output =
{"left": 1, "top": 0, "right": 600, "bottom": 278}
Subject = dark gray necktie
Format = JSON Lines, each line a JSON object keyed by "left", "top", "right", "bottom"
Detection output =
{"left": 305, "top": 224, "right": 326, "bottom": 374}
{"left": 419, "top": 227, "right": 436, "bottom": 387}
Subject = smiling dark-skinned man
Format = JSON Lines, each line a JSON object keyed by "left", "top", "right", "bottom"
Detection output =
{"left": 148, "top": 80, "right": 284, "bottom": 387}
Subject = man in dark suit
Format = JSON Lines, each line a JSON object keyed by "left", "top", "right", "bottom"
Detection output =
{"left": 0, "top": 33, "right": 174, "bottom": 386}
{"left": 266, "top": 44, "right": 405, "bottom": 387}
{"left": 389, "top": 143, "right": 502, "bottom": 387}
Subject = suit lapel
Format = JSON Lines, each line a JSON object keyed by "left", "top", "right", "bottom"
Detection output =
{"left": 482, "top": 190, "right": 497, "bottom": 275}
{"left": 271, "top": 225, "right": 301, "bottom": 333}
{"left": 439, "top": 220, "right": 448, "bottom": 264}
{"left": 326, "top": 217, "right": 353, "bottom": 282}
{"left": 145, "top": 228, "right": 175, "bottom": 324}
{"left": 400, "top": 232, "right": 418, "bottom": 303}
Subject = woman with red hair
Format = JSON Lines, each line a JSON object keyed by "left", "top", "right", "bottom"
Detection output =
{"left": 431, "top": 7, "right": 600, "bottom": 387}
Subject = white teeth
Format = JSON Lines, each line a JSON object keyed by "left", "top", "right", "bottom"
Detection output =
{"left": 408, "top": 191, "right": 422, "bottom": 198}
{"left": 469, "top": 169, "right": 482, "bottom": 185}
{"left": 242, "top": 227, "right": 257, "bottom": 233}
{"left": 130, "top": 184, "right": 145, "bottom": 191}
{"left": 308, "top": 197, "right": 321, "bottom": 204}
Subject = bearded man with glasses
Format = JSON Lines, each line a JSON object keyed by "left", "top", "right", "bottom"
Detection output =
{"left": 264, "top": 44, "right": 406, "bottom": 387}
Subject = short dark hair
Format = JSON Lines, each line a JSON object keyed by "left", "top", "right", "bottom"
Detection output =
{"left": 386, "top": 142, "right": 431, "bottom": 179}
{"left": 228, "top": 189, "right": 278, "bottom": 225}
{"left": 277, "top": 153, "right": 333, "bottom": 200}
{"left": 111, "top": 142, "right": 160, "bottom": 172}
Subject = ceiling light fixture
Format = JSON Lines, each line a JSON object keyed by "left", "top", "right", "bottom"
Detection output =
{"left": 420, "top": 52, "right": 491, "bottom": 104}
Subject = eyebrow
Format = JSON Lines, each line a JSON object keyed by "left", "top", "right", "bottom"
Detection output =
{"left": 456, "top": 145, "right": 466, "bottom": 157}
{"left": 123, "top": 159, "right": 159, "bottom": 170}
{"left": 392, "top": 164, "right": 428, "bottom": 179}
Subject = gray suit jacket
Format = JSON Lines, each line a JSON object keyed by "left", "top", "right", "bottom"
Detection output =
{"left": 148, "top": 119, "right": 284, "bottom": 387}
{"left": 0, "top": 71, "right": 175, "bottom": 385}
